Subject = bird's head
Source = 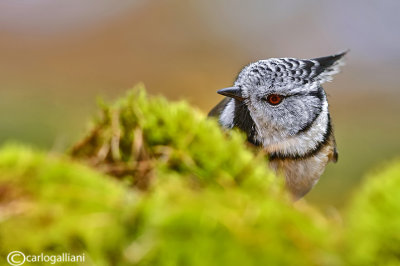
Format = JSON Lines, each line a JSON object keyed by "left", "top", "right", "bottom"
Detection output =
{"left": 218, "top": 52, "right": 347, "bottom": 145}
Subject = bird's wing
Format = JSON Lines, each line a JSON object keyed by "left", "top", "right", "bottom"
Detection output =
{"left": 328, "top": 134, "right": 339, "bottom": 163}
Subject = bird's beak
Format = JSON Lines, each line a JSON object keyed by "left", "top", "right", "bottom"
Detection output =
{"left": 217, "top": 87, "right": 244, "bottom": 101}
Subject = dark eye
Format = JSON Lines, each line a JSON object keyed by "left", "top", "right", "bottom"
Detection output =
{"left": 265, "top": 94, "right": 283, "bottom": 105}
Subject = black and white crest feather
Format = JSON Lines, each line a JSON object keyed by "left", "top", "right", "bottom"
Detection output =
{"left": 235, "top": 51, "right": 347, "bottom": 88}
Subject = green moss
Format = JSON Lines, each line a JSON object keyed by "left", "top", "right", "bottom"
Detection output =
{"left": 69, "top": 86, "right": 338, "bottom": 265}
{"left": 2, "top": 86, "right": 400, "bottom": 265}
{"left": 0, "top": 87, "right": 340, "bottom": 265}
{"left": 0, "top": 144, "right": 139, "bottom": 266}
{"left": 71, "top": 86, "right": 277, "bottom": 193}
{"left": 0, "top": 145, "right": 337, "bottom": 266}
{"left": 344, "top": 160, "right": 400, "bottom": 266}
{"left": 134, "top": 178, "right": 338, "bottom": 266}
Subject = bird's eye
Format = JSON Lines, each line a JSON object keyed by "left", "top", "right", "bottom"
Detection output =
{"left": 265, "top": 94, "right": 283, "bottom": 105}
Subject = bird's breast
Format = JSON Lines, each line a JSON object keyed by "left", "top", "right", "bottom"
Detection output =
{"left": 268, "top": 134, "right": 336, "bottom": 200}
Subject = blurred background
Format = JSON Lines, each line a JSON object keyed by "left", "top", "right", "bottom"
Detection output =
{"left": 0, "top": 0, "right": 399, "bottom": 209}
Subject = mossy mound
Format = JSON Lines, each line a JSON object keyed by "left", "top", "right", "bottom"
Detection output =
{"left": 134, "top": 179, "right": 338, "bottom": 266}
{"left": 0, "top": 145, "right": 337, "bottom": 266}
{"left": 69, "top": 86, "right": 338, "bottom": 265}
{"left": 0, "top": 144, "right": 138, "bottom": 266}
{"left": 2, "top": 86, "right": 399, "bottom": 265}
{"left": 344, "top": 160, "right": 400, "bottom": 266}
{"left": 0, "top": 87, "right": 339, "bottom": 265}
{"left": 71, "top": 86, "right": 276, "bottom": 193}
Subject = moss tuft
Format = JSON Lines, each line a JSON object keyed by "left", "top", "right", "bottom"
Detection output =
{"left": 344, "top": 160, "right": 400, "bottom": 266}
{"left": 71, "top": 86, "right": 276, "bottom": 194}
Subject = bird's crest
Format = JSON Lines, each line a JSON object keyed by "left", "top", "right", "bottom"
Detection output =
{"left": 309, "top": 51, "right": 348, "bottom": 83}
{"left": 237, "top": 51, "right": 348, "bottom": 87}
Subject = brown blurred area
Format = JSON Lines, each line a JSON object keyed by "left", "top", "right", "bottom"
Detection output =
{"left": 1, "top": 0, "right": 399, "bottom": 208}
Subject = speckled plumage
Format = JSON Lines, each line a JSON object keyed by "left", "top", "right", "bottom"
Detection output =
{"left": 209, "top": 52, "right": 346, "bottom": 199}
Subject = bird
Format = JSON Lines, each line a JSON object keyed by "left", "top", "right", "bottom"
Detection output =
{"left": 209, "top": 51, "right": 347, "bottom": 200}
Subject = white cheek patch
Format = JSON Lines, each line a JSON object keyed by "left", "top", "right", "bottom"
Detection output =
{"left": 219, "top": 99, "right": 235, "bottom": 128}
{"left": 249, "top": 105, "right": 287, "bottom": 145}
{"left": 264, "top": 100, "right": 329, "bottom": 156}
